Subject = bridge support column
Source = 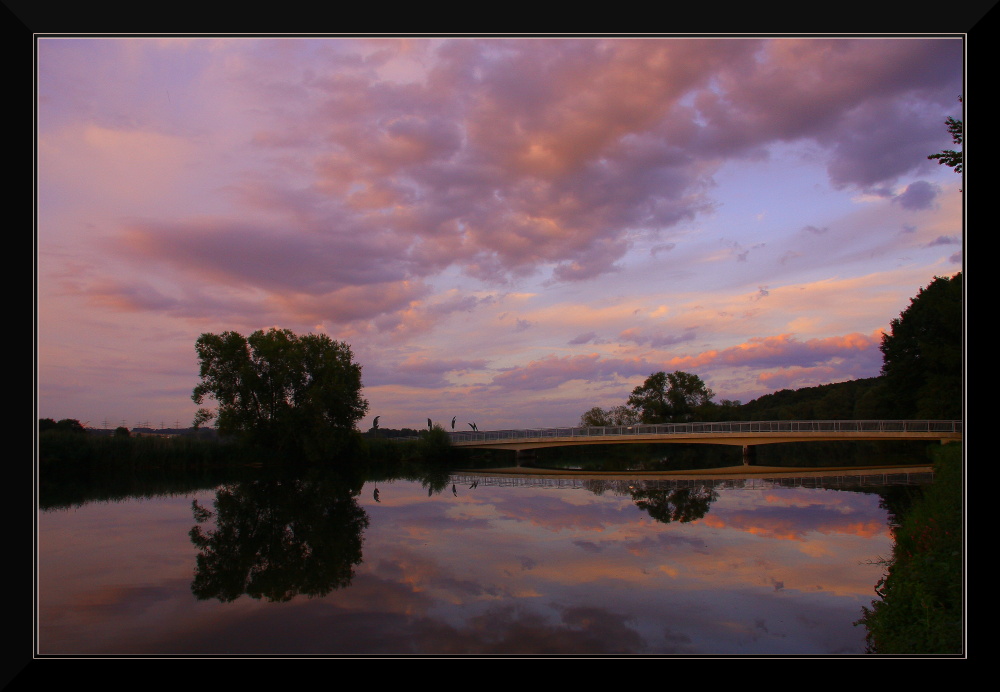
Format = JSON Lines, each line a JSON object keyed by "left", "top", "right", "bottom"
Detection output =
{"left": 742, "top": 444, "right": 757, "bottom": 466}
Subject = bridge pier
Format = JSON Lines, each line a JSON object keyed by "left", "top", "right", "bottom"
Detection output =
{"left": 742, "top": 444, "right": 757, "bottom": 466}
{"left": 515, "top": 449, "right": 536, "bottom": 467}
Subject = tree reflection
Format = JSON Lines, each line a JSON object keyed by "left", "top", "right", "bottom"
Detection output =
{"left": 189, "top": 472, "right": 369, "bottom": 602}
{"left": 628, "top": 483, "right": 718, "bottom": 524}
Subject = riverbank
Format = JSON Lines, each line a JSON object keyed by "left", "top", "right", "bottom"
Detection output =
{"left": 854, "top": 443, "right": 963, "bottom": 654}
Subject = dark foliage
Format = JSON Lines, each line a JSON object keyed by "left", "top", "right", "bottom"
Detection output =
{"left": 927, "top": 108, "right": 963, "bottom": 175}
{"left": 876, "top": 274, "right": 962, "bottom": 419}
{"left": 855, "top": 444, "right": 963, "bottom": 653}
{"left": 192, "top": 328, "right": 369, "bottom": 460}
{"left": 738, "top": 378, "right": 883, "bottom": 421}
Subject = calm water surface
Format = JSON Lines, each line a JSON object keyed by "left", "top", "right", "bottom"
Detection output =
{"left": 37, "top": 471, "right": 918, "bottom": 656}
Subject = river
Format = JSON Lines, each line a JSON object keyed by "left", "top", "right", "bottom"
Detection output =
{"left": 36, "top": 466, "right": 930, "bottom": 656}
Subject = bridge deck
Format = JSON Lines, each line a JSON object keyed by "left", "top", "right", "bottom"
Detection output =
{"left": 448, "top": 420, "right": 962, "bottom": 451}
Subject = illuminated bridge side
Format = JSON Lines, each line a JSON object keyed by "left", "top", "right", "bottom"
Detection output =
{"left": 448, "top": 420, "right": 962, "bottom": 452}
{"left": 448, "top": 473, "right": 936, "bottom": 490}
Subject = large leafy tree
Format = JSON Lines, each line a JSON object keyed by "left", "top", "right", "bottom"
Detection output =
{"left": 192, "top": 328, "right": 369, "bottom": 454}
{"left": 878, "top": 273, "right": 962, "bottom": 419}
{"left": 627, "top": 371, "right": 715, "bottom": 423}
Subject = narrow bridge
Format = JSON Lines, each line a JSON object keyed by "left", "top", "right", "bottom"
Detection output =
{"left": 449, "top": 420, "right": 961, "bottom": 463}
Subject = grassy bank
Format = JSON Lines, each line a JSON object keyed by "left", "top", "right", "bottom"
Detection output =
{"left": 38, "top": 430, "right": 263, "bottom": 472}
{"left": 37, "top": 424, "right": 468, "bottom": 489}
{"left": 855, "top": 443, "right": 963, "bottom": 654}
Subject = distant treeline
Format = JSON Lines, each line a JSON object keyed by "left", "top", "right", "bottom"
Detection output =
{"left": 734, "top": 376, "right": 886, "bottom": 421}
{"left": 580, "top": 373, "right": 950, "bottom": 426}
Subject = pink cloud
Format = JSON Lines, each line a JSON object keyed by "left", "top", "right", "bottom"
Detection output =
{"left": 711, "top": 501, "right": 889, "bottom": 541}
{"left": 483, "top": 331, "right": 882, "bottom": 398}
{"left": 667, "top": 332, "right": 882, "bottom": 371}
{"left": 97, "top": 38, "right": 962, "bottom": 300}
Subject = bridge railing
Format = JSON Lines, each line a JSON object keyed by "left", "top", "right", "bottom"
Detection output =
{"left": 447, "top": 420, "right": 962, "bottom": 444}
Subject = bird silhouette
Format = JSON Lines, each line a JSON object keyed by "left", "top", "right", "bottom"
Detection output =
{"left": 373, "top": 486, "right": 380, "bottom": 502}
{"left": 372, "top": 415, "right": 380, "bottom": 430}
{"left": 451, "top": 416, "right": 457, "bottom": 429}
{"left": 468, "top": 422, "right": 478, "bottom": 432}
{"left": 428, "top": 418, "right": 433, "bottom": 430}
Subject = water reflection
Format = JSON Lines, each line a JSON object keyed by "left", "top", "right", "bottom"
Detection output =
{"left": 37, "top": 467, "right": 928, "bottom": 656}
{"left": 629, "top": 484, "right": 718, "bottom": 524}
{"left": 189, "top": 474, "right": 368, "bottom": 602}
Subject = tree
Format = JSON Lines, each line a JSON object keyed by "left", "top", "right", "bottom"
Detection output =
{"left": 928, "top": 98, "right": 963, "bottom": 174}
{"left": 192, "top": 328, "right": 369, "bottom": 456}
{"left": 627, "top": 371, "right": 715, "bottom": 423}
{"left": 608, "top": 405, "right": 641, "bottom": 426}
{"left": 192, "top": 408, "right": 214, "bottom": 429}
{"left": 579, "top": 406, "right": 612, "bottom": 427}
{"left": 878, "top": 273, "right": 962, "bottom": 419}
{"left": 579, "top": 405, "right": 641, "bottom": 427}
{"left": 627, "top": 372, "right": 670, "bottom": 423}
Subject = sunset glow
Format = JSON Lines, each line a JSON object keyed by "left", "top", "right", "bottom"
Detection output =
{"left": 36, "top": 36, "right": 964, "bottom": 430}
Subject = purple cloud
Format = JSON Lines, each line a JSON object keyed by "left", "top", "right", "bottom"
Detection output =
{"left": 99, "top": 38, "right": 962, "bottom": 300}
{"left": 569, "top": 332, "right": 599, "bottom": 345}
{"left": 896, "top": 180, "right": 940, "bottom": 211}
{"left": 486, "top": 354, "right": 658, "bottom": 393}
{"left": 364, "top": 356, "right": 489, "bottom": 389}
{"left": 620, "top": 328, "right": 698, "bottom": 349}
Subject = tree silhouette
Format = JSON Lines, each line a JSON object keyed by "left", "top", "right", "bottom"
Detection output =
{"left": 192, "top": 328, "right": 368, "bottom": 457}
{"left": 629, "top": 483, "right": 718, "bottom": 524}
{"left": 189, "top": 473, "right": 369, "bottom": 602}
{"left": 627, "top": 371, "right": 715, "bottom": 423}
{"left": 928, "top": 97, "right": 963, "bottom": 174}
{"left": 878, "top": 273, "right": 962, "bottom": 419}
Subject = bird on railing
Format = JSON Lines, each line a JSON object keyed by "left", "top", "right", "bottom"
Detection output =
{"left": 451, "top": 416, "right": 457, "bottom": 429}
{"left": 469, "top": 422, "right": 478, "bottom": 432}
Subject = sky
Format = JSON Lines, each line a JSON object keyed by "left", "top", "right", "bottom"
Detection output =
{"left": 35, "top": 35, "right": 965, "bottom": 432}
